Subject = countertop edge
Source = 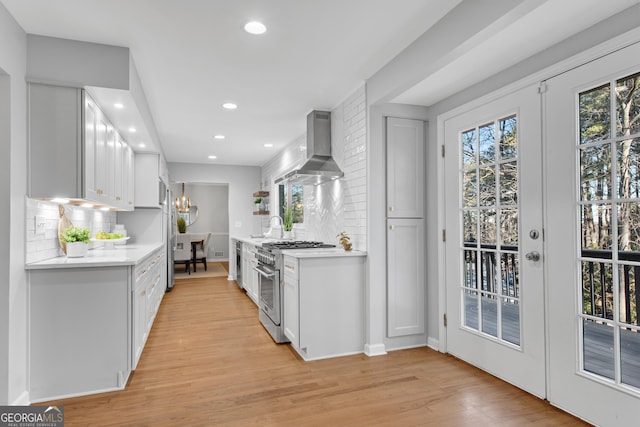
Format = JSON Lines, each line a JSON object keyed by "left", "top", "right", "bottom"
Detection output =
{"left": 25, "top": 243, "right": 165, "bottom": 270}
{"left": 281, "top": 249, "right": 367, "bottom": 258}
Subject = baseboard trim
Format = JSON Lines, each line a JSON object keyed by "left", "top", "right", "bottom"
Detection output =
{"left": 364, "top": 343, "right": 387, "bottom": 357}
{"left": 11, "top": 390, "right": 30, "bottom": 406}
{"left": 427, "top": 337, "right": 440, "bottom": 352}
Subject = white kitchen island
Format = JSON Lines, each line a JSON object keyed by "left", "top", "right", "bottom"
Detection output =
{"left": 281, "top": 248, "right": 366, "bottom": 361}
{"left": 26, "top": 244, "right": 165, "bottom": 402}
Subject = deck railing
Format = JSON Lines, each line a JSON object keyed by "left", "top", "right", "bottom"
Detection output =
{"left": 463, "top": 243, "right": 519, "bottom": 300}
{"left": 582, "top": 249, "right": 640, "bottom": 326}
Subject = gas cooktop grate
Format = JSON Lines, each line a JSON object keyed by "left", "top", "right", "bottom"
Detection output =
{"left": 261, "top": 241, "right": 336, "bottom": 250}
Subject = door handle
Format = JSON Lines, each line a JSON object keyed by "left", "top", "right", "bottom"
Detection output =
{"left": 525, "top": 251, "right": 541, "bottom": 262}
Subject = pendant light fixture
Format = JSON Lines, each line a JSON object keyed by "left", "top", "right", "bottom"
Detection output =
{"left": 175, "top": 183, "right": 191, "bottom": 213}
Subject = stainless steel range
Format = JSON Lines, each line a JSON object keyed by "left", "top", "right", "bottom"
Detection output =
{"left": 255, "top": 241, "right": 335, "bottom": 343}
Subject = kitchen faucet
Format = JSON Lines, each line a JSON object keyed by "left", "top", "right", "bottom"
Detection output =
{"left": 269, "top": 216, "right": 284, "bottom": 239}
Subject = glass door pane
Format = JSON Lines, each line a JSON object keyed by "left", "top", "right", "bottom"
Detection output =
{"left": 461, "top": 115, "right": 520, "bottom": 346}
{"left": 578, "top": 71, "right": 640, "bottom": 391}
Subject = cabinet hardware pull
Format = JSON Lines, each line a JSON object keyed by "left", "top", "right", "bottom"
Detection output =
{"left": 389, "top": 225, "right": 394, "bottom": 230}
{"left": 389, "top": 206, "right": 394, "bottom": 212}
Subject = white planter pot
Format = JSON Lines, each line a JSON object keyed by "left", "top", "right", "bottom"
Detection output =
{"left": 66, "top": 241, "right": 88, "bottom": 258}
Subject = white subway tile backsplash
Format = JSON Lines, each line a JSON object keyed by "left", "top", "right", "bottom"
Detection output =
{"left": 25, "top": 198, "right": 117, "bottom": 263}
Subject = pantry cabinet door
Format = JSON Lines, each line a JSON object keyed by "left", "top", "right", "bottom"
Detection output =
{"left": 387, "top": 217, "right": 425, "bottom": 337}
{"left": 386, "top": 117, "right": 425, "bottom": 218}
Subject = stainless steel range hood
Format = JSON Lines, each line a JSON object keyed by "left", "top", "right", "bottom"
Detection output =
{"left": 275, "top": 110, "right": 344, "bottom": 186}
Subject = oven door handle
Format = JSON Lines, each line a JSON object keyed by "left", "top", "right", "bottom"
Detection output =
{"left": 254, "top": 264, "right": 277, "bottom": 279}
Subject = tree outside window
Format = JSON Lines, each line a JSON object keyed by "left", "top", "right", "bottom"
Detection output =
{"left": 279, "top": 183, "right": 304, "bottom": 224}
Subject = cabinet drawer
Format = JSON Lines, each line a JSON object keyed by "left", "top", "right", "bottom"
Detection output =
{"left": 283, "top": 256, "right": 298, "bottom": 280}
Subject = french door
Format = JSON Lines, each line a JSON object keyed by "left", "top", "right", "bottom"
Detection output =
{"left": 444, "top": 84, "right": 546, "bottom": 397}
{"left": 544, "top": 42, "right": 640, "bottom": 424}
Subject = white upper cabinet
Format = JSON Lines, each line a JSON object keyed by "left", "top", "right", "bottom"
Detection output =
{"left": 113, "top": 134, "right": 124, "bottom": 207}
{"left": 28, "top": 83, "right": 83, "bottom": 200}
{"left": 29, "top": 83, "right": 134, "bottom": 210}
{"left": 386, "top": 117, "right": 425, "bottom": 218}
{"left": 134, "top": 153, "right": 160, "bottom": 208}
{"left": 124, "top": 143, "right": 135, "bottom": 209}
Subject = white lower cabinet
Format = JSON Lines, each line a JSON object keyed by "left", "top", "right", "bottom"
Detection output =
{"left": 282, "top": 254, "right": 366, "bottom": 361}
{"left": 242, "top": 244, "right": 259, "bottom": 305}
{"left": 30, "top": 267, "right": 132, "bottom": 402}
{"left": 132, "top": 247, "right": 166, "bottom": 369}
{"left": 283, "top": 257, "right": 299, "bottom": 346}
{"left": 28, "top": 246, "right": 166, "bottom": 401}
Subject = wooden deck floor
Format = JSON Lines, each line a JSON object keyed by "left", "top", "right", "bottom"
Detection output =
{"left": 40, "top": 269, "right": 589, "bottom": 426}
{"left": 464, "top": 293, "right": 640, "bottom": 389}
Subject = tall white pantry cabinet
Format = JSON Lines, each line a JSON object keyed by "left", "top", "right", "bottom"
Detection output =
{"left": 386, "top": 117, "right": 426, "bottom": 337}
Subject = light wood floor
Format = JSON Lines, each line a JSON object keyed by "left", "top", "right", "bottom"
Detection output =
{"left": 41, "top": 264, "right": 589, "bottom": 426}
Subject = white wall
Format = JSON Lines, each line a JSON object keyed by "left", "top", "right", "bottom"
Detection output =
{"left": 0, "top": 2, "right": 28, "bottom": 405}
{"left": 167, "top": 163, "right": 261, "bottom": 261}
{"left": 170, "top": 182, "right": 229, "bottom": 259}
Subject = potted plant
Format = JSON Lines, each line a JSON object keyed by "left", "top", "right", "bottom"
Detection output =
{"left": 283, "top": 205, "right": 294, "bottom": 239}
{"left": 177, "top": 216, "right": 187, "bottom": 233}
{"left": 60, "top": 226, "right": 91, "bottom": 257}
{"left": 254, "top": 197, "right": 263, "bottom": 212}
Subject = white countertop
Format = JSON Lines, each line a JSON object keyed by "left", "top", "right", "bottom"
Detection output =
{"left": 281, "top": 248, "right": 367, "bottom": 258}
{"left": 231, "top": 236, "right": 367, "bottom": 258}
{"left": 25, "top": 243, "right": 164, "bottom": 270}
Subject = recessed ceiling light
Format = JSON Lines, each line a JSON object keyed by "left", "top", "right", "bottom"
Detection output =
{"left": 244, "top": 21, "right": 267, "bottom": 35}
{"left": 100, "top": 206, "right": 111, "bottom": 211}
{"left": 222, "top": 103, "right": 238, "bottom": 110}
{"left": 208, "top": 155, "right": 217, "bottom": 159}
{"left": 214, "top": 135, "right": 225, "bottom": 140}
{"left": 138, "top": 143, "right": 146, "bottom": 148}
{"left": 52, "top": 197, "right": 69, "bottom": 204}
{"left": 114, "top": 103, "right": 124, "bottom": 109}
{"left": 129, "top": 127, "right": 136, "bottom": 133}
{"left": 264, "top": 144, "right": 273, "bottom": 148}
{"left": 81, "top": 203, "right": 94, "bottom": 208}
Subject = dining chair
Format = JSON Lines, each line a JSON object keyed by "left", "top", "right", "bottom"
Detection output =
{"left": 174, "top": 234, "right": 192, "bottom": 274}
{"left": 193, "top": 232, "right": 212, "bottom": 272}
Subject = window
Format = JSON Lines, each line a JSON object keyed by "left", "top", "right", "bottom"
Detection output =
{"left": 279, "top": 183, "right": 304, "bottom": 224}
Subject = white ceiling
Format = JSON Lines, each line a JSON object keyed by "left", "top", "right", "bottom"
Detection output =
{"left": 2, "top": 0, "right": 638, "bottom": 167}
